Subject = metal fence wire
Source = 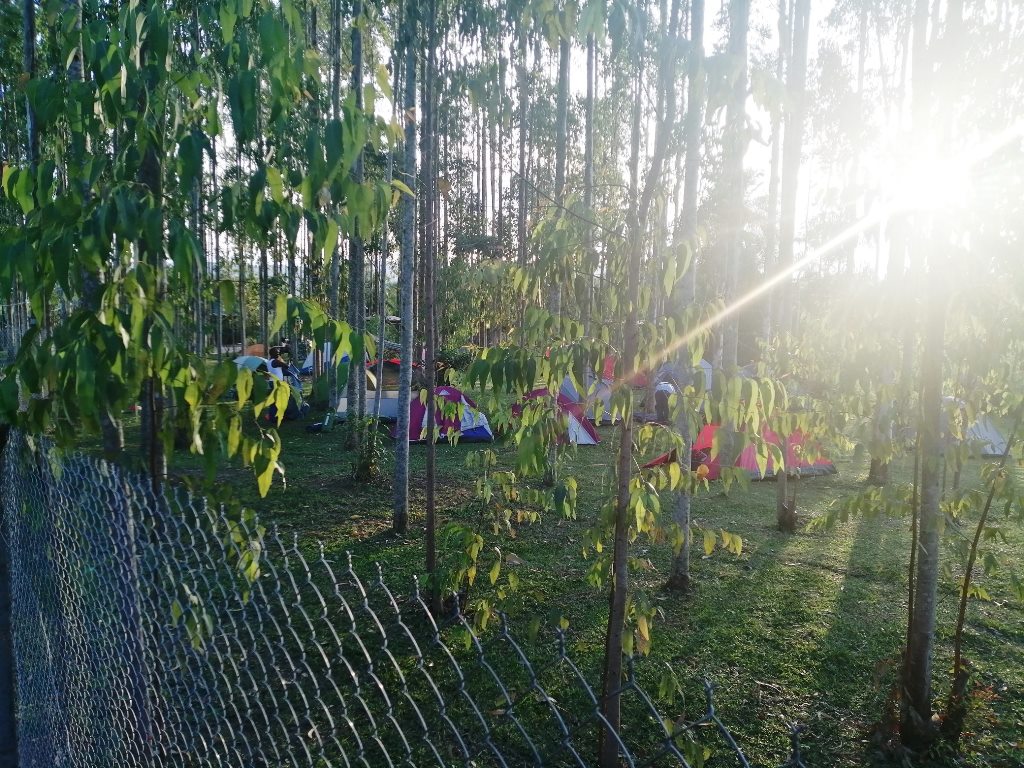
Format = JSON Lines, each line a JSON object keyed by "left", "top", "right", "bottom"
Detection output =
{"left": 0, "top": 433, "right": 808, "bottom": 768}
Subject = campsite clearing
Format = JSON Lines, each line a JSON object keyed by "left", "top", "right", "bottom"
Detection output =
{"left": 168, "top": 411, "right": 1024, "bottom": 768}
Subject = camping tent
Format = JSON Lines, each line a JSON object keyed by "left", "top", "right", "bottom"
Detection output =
{"left": 691, "top": 424, "right": 836, "bottom": 480}
{"left": 234, "top": 355, "right": 307, "bottom": 420}
{"left": 520, "top": 389, "right": 600, "bottom": 445}
{"left": 300, "top": 343, "right": 333, "bottom": 375}
{"left": 654, "top": 359, "right": 714, "bottom": 392}
{"left": 965, "top": 414, "right": 1008, "bottom": 457}
{"left": 559, "top": 373, "right": 615, "bottom": 424}
{"left": 391, "top": 386, "right": 493, "bottom": 443}
{"left": 940, "top": 397, "right": 1009, "bottom": 458}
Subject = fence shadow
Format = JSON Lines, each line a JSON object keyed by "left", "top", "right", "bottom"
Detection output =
{"left": 1, "top": 433, "right": 808, "bottom": 768}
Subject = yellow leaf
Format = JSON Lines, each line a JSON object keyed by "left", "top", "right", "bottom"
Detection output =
{"left": 637, "top": 614, "right": 650, "bottom": 642}
{"left": 703, "top": 529, "right": 716, "bottom": 556}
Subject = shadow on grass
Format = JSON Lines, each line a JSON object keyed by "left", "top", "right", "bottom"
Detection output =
{"left": 807, "top": 513, "right": 908, "bottom": 764}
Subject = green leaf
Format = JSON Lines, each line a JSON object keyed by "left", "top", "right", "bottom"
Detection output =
{"left": 391, "top": 178, "right": 415, "bottom": 198}
{"left": 272, "top": 383, "right": 290, "bottom": 426}
{"left": 219, "top": 280, "right": 237, "bottom": 314}
{"left": 219, "top": 2, "right": 237, "bottom": 43}
{"left": 323, "top": 218, "right": 340, "bottom": 264}
{"left": 271, "top": 293, "right": 289, "bottom": 337}
{"left": 267, "top": 167, "right": 285, "bottom": 204}
{"left": 236, "top": 367, "right": 253, "bottom": 409}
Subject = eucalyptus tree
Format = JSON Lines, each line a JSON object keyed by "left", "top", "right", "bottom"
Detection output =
{"left": 773, "top": 0, "right": 812, "bottom": 532}
{"left": 393, "top": 0, "right": 417, "bottom": 534}
{"left": 347, "top": 0, "right": 367, "bottom": 426}
{"left": 665, "top": 0, "right": 706, "bottom": 593}
{"left": 718, "top": 0, "right": 750, "bottom": 371}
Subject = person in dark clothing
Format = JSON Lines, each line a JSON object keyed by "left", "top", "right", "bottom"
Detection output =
{"left": 654, "top": 376, "right": 677, "bottom": 425}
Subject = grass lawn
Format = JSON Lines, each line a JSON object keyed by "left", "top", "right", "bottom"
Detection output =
{"left": 146, "top": 400, "right": 1024, "bottom": 767}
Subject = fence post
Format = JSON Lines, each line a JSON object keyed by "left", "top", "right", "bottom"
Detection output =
{"left": 0, "top": 426, "right": 19, "bottom": 767}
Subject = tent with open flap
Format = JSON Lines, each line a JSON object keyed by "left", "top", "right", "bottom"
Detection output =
{"left": 391, "top": 386, "right": 493, "bottom": 443}
{"left": 965, "top": 414, "right": 1008, "bottom": 457}
{"left": 688, "top": 424, "right": 836, "bottom": 481}
{"left": 517, "top": 389, "right": 601, "bottom": 445}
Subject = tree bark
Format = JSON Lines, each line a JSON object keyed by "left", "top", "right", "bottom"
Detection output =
{"left": 374, "top": 35, "right": 400, "bottom": 424}
{"left": 599, "top": 2, "right": 680, "bottom": 760}
{"left": 666, "top": 0, "right": 704, "bottom": 593}
{"left": 945, "top": 407, "right": 1019, "bottom": 741}
{"left": 393, "top": 1, "right": 417, "bottom": 534}
{"left": 516, "top": 23, "right": 528, "bottom": 343}
{"left": 901, "top": 259, "right": 945, "bottom": 750}
{"left": 549, "top": 35, "right": 570, "bottom": 319}
{"left": 775, "top": 0, "right": 811, "bottom": 532}
{"left": 327, "top": 0, "right": 343, "bottom": 409}
{"left": 22, "top": 0, "right": 38, "bottom": 170}
{"left": 582, "top": 33, "right": 596, "bottom": 335}
{"left": 719, "top": 0, "right": 750, "bottom": 371}
{"left": 349, "top": 0, "right": 367, "bottom": 423}
{"left": 137, "top": 4, "right": 166, "bottom": 490}
{"left": 423, "top": 0, "right": 440, "bottom": 615}
{"left": 762, "top": 0, "right": 788, "bottom": 342}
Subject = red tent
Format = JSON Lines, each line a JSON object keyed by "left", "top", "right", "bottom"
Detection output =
{"left": 602, "top": 355, "right": 649, "bottom": 388}
{"left": 391, "top": 386, "right": 493, "bottom": 443}
{"left": 516, "top": 389, "right": 601, "bottom": 445}
{"left": 691, "top": 424, "right": 836, "bottom": 480}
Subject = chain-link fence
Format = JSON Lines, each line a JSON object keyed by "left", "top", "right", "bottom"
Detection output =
{"left": 0, "top": 431, "right": 808, "bottom": 767}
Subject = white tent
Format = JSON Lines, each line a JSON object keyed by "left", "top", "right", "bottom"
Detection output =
{"left": 560, "top": 373, "right": 615, "bottom": 424}
{"left": 654, "top": 359, "right": 713, "bottom": 392}
{"left": 966, "top": 415, "right": 1008, "bottom": 457}
{"left": 520, "top": 389, "right": 601, "bottom": 445}
{"left": 565, "top": 407, "right": 600, "bottom": 445}
{"left": 301, "top": 343, "right": 332, "bottom": 373}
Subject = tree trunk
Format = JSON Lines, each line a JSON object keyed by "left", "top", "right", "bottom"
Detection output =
{"left": 213, "top": 137, "right": 224, "bottom": 362}
{"left": 374, "top": 37, "right": 400, "bottom": 424}
{"left": 666, "top": 0, "right": 704, "bottom": 593}
{"left": 719, "top": 0, "right": 750, "bottom": 371}
{"left": 901, "top": 260, "right": 945, "bottom": 750}
{"left": 516, "top": 24, "right": 528, "bottom": 343}
{"left": 945, "top": 407, "right": 1019, "bottom": 741}
{"left": 549, "top": 36, "right": 570, "bottom": 319}
{"left": 349, "top": 0, "right": 367, "bottom": 423}
{"left": 137, "top": 7, "right": 166, "bottom": 490}
{"left": 582, "top": 33, "right": 596, "bottom": 335}
{"left": 327, "top": 0, "right": 342, "bottom": 408}
{"left": 775, "top": 0, "right": 811, "bottom": 531}
{"left": 423, "top": 0, "right": 440, "bottom": 615}
{"left": 763, "top": 0, "right": 788, "bottom": 342}
{"left": 22, "top": 0, "right": 38, "bottom": 170}
{"left": 599, "top": 3, "right": 680, "bottom": 759}
{"left": 393, "top": 2, "right": 417, "bottom": 534}
{"left": 64, "top": 0, "right": 124, "bottom": 459}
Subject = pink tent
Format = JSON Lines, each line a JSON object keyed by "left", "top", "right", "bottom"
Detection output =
{"left": 691, "top": 424, "right": 836, "bottom": 480}
{"left": 518, "top": 389, "right": 601, "bottom": 445}
{"left": 391, "top": 386, "right": 493, "bottom": 443}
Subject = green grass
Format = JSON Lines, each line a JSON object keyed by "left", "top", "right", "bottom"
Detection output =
{"left": 129, "top": 405, "right": 1024, "bottom": 767}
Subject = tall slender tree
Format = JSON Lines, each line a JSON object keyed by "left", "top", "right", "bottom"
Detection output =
{"left": 901, "top": 0, "right": 942, "bottom": 749}
{"left": 665, "top": 0, "right": 705, "bottom": 593}
{"left": 422, "top": 0, "right": 440, "bottom": 614}
{"left": 775, "top": 0, "right": 811, "bottom": 532}
{"left": 394, "top": 0, "right": 417, "bottom": 534}
{"left": 719, "top": 0, "right": 750, "bottom": 371}
{"left": 599, "top": 1, "right": 681, "bottom": 761}
{"left": 349, "top": 0, "right": 367, "bottom": 425}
